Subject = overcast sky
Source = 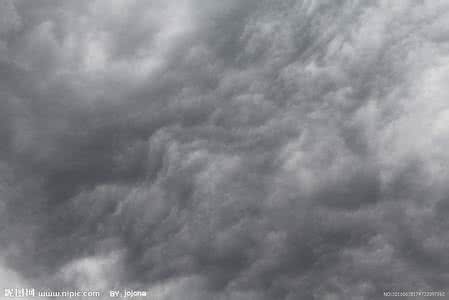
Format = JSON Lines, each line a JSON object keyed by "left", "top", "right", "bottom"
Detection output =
{"left": 1, "top": 1, "right": 449, "bottom": 299}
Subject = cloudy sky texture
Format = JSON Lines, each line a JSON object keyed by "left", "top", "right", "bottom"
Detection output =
{"left": 1, "top": 0, "right": 449, "bottom": 299}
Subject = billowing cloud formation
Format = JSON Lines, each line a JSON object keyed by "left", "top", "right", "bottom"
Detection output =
{"left": 1, "top": 0, "right": 449, "bottom": 299}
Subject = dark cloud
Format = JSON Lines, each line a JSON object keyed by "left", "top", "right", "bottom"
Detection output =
{"left": 1, "top": 0, "right": 449, "bottom": 299}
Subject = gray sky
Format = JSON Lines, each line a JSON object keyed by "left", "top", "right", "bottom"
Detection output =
{"left": 1, "top": 1, "right": 449, "bottom": 299}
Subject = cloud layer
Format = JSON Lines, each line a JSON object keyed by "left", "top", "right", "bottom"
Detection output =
{"left": 1, "top": 0, "right": 449, "bottom": 299}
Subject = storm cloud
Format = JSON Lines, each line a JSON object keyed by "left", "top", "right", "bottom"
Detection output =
{"left": 1, "top": 0, "right": 449, "bottom": 299}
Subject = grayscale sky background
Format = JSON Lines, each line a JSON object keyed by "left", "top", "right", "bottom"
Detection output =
{"left": 1, "top": 1, "right": 449, "bottom": 299}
